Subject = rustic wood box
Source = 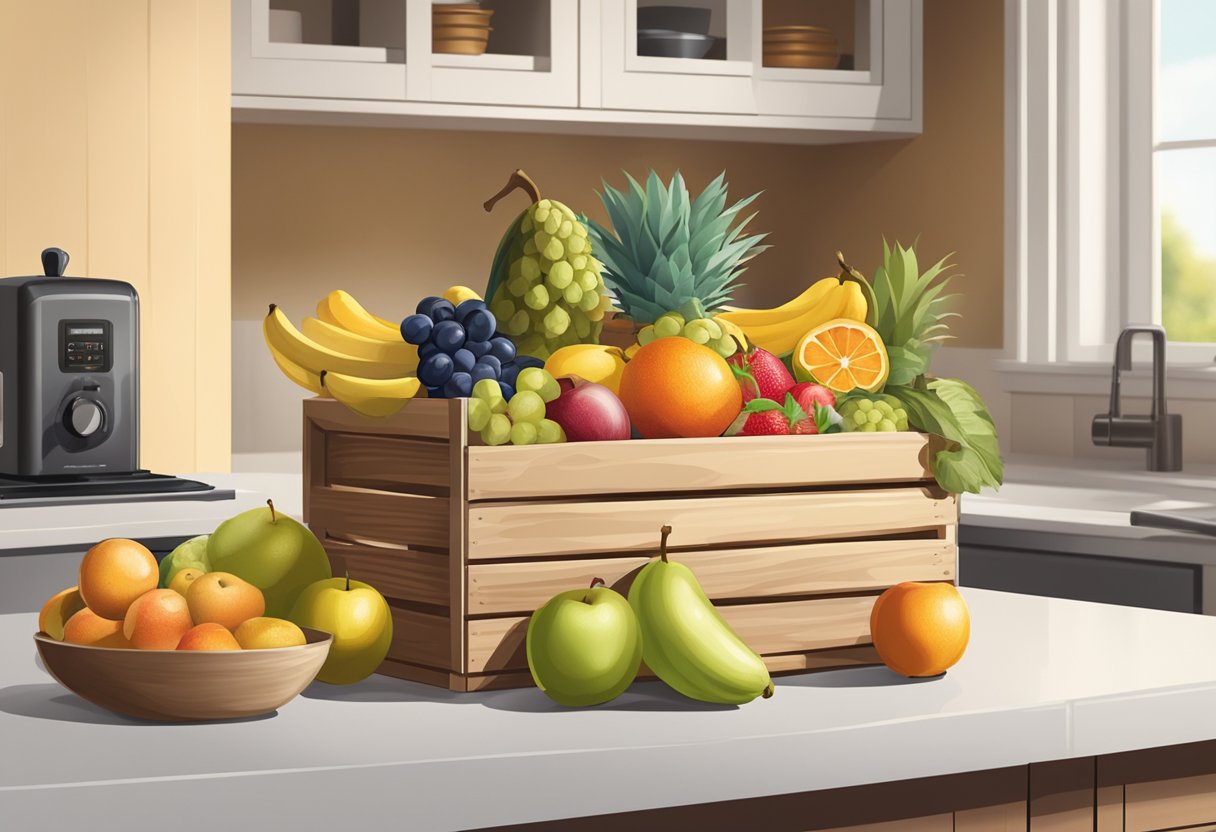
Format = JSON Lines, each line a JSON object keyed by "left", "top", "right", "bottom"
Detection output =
{"left": 302, "top": 397, "right": 958, "bottom": 691}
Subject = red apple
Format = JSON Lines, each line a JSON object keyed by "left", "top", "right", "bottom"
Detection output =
{"left": 546, "top": 379, "right": 631, "bottom": 441}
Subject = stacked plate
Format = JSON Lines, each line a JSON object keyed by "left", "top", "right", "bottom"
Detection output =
{"left": 433, "top": 3, "right": 493, "bottom": 55}
{"left": 762, "top": 25, "right": 839, "bottom": 69}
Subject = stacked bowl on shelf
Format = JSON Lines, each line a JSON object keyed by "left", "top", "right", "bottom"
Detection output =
{"left": 433, "top": 2, "right": 493, "bottom": 55}
{"left": 762, "top": 25, "right": 839, "bottom": 69}
{"left": 636, "top": 5, "right": 718, "bottom": 60}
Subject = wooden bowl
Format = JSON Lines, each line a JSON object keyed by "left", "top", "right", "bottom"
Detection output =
{"left": 432, "top": 8, "right": 493, "bottom": 27}
{"left": 433, "top": 24, "right": 492, "bottom": 40}
{"left": 433, "top": 35, "right": 491, "bottom": 55}
{"left": 33, "top": 628, "right": 332, "bottom": 722}
{"left": 762, "top": 52, "right": 840, "bottom": 69}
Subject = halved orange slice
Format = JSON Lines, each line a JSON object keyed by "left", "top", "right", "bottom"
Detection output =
{"left": 794, "top": 318, "right": 889, "bottom": 393}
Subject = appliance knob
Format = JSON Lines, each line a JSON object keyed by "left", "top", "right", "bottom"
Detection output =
{"left": 66, "top": 397, "right": 105, "bottom": 438}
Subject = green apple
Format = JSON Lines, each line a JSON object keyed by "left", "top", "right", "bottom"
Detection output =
{"left": 206, "top": 500, "right": 332, "bottom": 618}
{"left": 526, "top": 581, "right": 642, "bottom": 707}
{"left": 158, "top": 535, "right": 210, "bottom": 588}
{"left": 289, "top": 575, "right": 393, "bottom": 685}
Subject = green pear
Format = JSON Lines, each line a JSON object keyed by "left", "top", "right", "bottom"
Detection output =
{"left": 206, "top": 500, "right": 332, "bottom": 618}
{"left": 526, "top": 579, "right": 642, "bottom": 707}
{"left": 158, "top": 535, "right": 211, "bottom": 588}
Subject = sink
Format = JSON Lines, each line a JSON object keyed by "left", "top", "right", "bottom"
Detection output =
{"left": 964, "top": 482, "right": 1214, "bottom": 515}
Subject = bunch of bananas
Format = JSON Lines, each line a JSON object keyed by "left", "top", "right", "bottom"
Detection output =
{"left": 716, "top": 268, "right": 869, "bottom": 358}
{"left": 263, "top": 289, "right": 427, "bottom": 418}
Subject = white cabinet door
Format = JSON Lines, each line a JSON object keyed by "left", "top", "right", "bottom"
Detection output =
{"left": 752, "top": 1, "right": 919, "bottom": 121}
{"left": 232, "top": 0, "right": 407, "bottom": 100}
{"left": 591, "top": 0, "right": 920, "bottom": 125}
{"left": 409, "top": 0, "right": 579, "bottom": 107}
{"left": 593, "top": 0, "right": 759, "bottom": 114}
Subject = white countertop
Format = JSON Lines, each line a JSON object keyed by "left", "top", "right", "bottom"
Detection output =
{"left": 5, "top": 588, "right": 1216, "bottom": 829}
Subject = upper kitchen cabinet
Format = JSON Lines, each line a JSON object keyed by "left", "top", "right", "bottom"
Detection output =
{"left": 593, "top": 0, "right": 919, "bottom": 123}
{"left": 232, "top": 0, "right": 921, "bottom": 143}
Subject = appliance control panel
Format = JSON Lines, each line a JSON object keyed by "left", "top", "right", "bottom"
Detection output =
{"left": 59, "top": 320, "right": 113, "bottom": 373}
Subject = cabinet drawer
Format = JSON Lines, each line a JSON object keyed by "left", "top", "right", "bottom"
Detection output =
{"left": 959, "top": 544, "right": 1200, "bottom": 614}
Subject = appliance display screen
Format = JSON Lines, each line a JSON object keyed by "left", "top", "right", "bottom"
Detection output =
{"left": 59, "top": 320, "right": 113, "bottom": 373}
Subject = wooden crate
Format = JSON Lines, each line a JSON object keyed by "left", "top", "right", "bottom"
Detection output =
{"left": 302, "top": 397, "right": 958, "bottom": 691}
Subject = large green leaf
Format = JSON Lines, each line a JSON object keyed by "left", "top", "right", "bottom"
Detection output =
{"left": 884, "top": 379, "right": 1003, "bottom": 494}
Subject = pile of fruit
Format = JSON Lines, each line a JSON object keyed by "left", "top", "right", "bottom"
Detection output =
{"left": 39, "top": 502, "right": 393, "bottom": 686}
{"left": 262, "top": 168, "right": 1002, "bottom": 495}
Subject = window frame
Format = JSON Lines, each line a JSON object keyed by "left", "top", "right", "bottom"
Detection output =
{"left": 1002, "top": 0, "right": 1216, "bottom": 389}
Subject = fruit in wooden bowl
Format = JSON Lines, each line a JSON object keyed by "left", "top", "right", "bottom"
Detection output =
{"left": 33, "top": 627, "right": 332, "bottom": 722}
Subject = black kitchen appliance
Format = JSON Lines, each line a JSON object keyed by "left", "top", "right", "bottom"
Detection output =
{"left": 0, "top": 248, "right": 223, "bottom": 502}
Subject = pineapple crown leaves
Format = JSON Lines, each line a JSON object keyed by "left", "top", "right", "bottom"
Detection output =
{"left": 582, "top": 170, "right": 770, "bottom": 324}
{"left": 875, "top": 237, "right": 958, "bottom": 367}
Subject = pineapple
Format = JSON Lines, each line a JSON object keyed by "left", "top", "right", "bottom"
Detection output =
{"left": 850, "top": 242, "right": 959, "bottom": 386}
{"left": 584, "top": 171, "right": 768, "bottom": 358}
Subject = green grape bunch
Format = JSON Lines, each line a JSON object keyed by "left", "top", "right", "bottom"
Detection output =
{"left": 838, "top": 395, "right": 910, "bottom": 433}
{"left": 636, "top": 309, "right": 738, "bottom": 359}
{"left": 467, "top": 371, "right": 567, "bottom": 446}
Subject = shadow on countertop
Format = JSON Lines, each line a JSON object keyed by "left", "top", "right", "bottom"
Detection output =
{"left": 0, "top": 683, "right": 277, "bottom": 726}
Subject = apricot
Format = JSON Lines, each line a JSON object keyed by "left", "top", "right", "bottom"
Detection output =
{"left": 177, "top": 622, "right": 241, "bottom": 651}
{"left": 78, "top": 538, "right": 158, "bottom": 620}
{"left": 123, "top": 589, "right": 193, "bottom": 650}
{"left": 63, "top": 608, "right": 130, "bottom": 648}
{"left": 169, "top": 568, "right": 205, "bottom": 598}
{"left": 186, "top": 572, "right": 265, "bottom": 631}
{"left": 39, "top": 586, "right": 87, "bottom": 641}
{"left": 870, "top": 582, "right": 971, "bottom": 678}
{"left": 234, "top": 617, "right": 306, "bottom": 649}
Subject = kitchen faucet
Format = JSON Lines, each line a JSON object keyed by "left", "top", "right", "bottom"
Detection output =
{"left": 1091, "top": 325, "right": 1182, "bottom": 472}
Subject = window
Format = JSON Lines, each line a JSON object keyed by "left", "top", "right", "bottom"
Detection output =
{"left": 1004, "top": 0, "right": 1216, "bottom": 379}
{"left": 1157, "top": 0, "right": 1216, "bottom": 344}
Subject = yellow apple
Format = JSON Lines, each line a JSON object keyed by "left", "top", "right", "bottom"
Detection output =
{"left": 289, "top": 575, "right": 392, "bottom": 684}
{"left": 234, "top": 616, "right": 306, "bottom": 649}
{"left": 169, "top": 567, "right": 205, "bottom": 598}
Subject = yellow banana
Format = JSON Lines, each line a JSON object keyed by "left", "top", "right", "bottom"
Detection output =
{"left": 263, "top": 305, "right": 411, "bottom": 380}
{"left": 300, "top": 316, "right": 417, "bottom": 369}
{"left": 718, "top": 278, "right": 867, "bottom": 357}
{"left": 266, "top": 340, "right": 323, "bottom": 395}
{"left": 320, "top": 370, "right": 421, "bottom": 419}
{"left": 443, "top": 285, "right": 483, "bottom": 306}
{"left": 318, "top": 290, "right": 402, "bottom": 341}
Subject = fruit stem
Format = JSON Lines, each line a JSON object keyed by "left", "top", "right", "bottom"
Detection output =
{"left": 345, "top": 570, "right": 350, "bottom": 592}
{"left": 267, "top": 499, "right": 277, "bottom": 524}
{"left": 484, "top": 169, "right": 541, "bottom": 213}
{"left": 762, "top": 684, "right": 774, "bottom": 699}
{"left": 268, "top": 303, "right": 276, "bottom": 314}
{"left": 659, "top": 525, "right": 672, "bottom": 563}
{"left": 836, "top": 250, "right": 853, "bottom": 275}
{"left": 589, "top": 577, "right": 606, "bottom": 590}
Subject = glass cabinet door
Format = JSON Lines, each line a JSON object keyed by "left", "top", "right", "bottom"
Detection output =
{"left": 233, "top": 0, "right": 408, "bottom": 100}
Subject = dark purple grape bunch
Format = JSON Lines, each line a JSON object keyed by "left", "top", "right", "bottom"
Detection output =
{"left": 402, "top": 297, "right": 545, "bottom": 399}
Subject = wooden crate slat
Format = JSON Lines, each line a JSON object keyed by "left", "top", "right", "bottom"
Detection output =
{"left": 326, "top": 541, "right": 449, "bottom": 608}
{"left": 326, "top": 432, "right": 451, "bottom": 492}
{"left": 375, "top": 657, "right": 453, "bottom": 688}
{"left": 305, "top": 396, "right": 451, "bottom": 440}
{"left": 467, "top": 432, "right": 936, "bottom": 500}
{"left": 468, "top": 538, "right": 955, "bottom": 616}
{"left": 460, "top": 644, "right": 885, "bottom": 691}
{"left": 467, "top": 596, "right": 878, "bottom": 674}
{"left": 468, "top": 488, "right": 955, "bottom": 560}
{"left": 310, "top": 485, "right": 450, "bottom": 551}
{"left": 386, "top": 607, "right": 451, "bottom": 669}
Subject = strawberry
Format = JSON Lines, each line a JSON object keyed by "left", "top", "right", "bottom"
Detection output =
{"left": 789, "top": 381, "right": 835, "bottom": 413}
{"left": 728, "top": 346, "right": 795, "bottom": 403}
{"left": 734, "top": 393, "right": 811, "bottom": 436}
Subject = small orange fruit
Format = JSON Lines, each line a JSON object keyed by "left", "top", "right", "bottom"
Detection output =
{"left": 177, "top": 622, "right": 242, "bottom": 651}
{"left": 63, "top": 608, "right": 131, "bottom": 648}
{"left": 870, "top": 582, "right": 970, "bottom": 677}
{"left": 794, "top": 318, "right": 889, "bottom": 393}
{"left": 169, "top": 568, "right": 205, "bottom": 598}
{"left": 618, "top": 338, "right": 742, "bottom": 438}
{"left": 39, "top": 586, "right": 88, "bottom": 641}
{"left": 78, "top": 538, "right": 159, "bottom": 620}
{"left": 186, "top": 572, "right": 265, "bottom": 631}
{"left": 123, "top": 589, "right": 194, "bottom": 650}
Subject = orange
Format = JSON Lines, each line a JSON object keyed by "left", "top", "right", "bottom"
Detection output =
{"left": 794, "top": 318, "right": 889, "bottom": 393}
{"left": 63, "top": 608, "right": 131, "bottom": 648}
{"left": 39, "top": 586, "right": 87, "bottom": 641}
{"left": 123, "top": 589, "right": 194, "bottom": 650}
{"left": 78, "top": 538, "right": 159, "bottom": 620}
{"left": 870, "top": 582, "right": 970, "bottom": 677}
{"left": 618, "top": 338, "right": 743, "bottom": 438}
{"left": 177, "top": 623, "right": 242, "bottom": 651}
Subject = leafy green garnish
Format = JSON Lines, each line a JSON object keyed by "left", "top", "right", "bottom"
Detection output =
{"left": 883, "top": 379, "right": 1003, "bottom": 494}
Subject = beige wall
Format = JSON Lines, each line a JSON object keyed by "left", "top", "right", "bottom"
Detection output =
{"left": 232, "top": 0, "right": 1004, "bottom": 453}
{"left": 1, "top": 0, "right": 231, "bottom": 474}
